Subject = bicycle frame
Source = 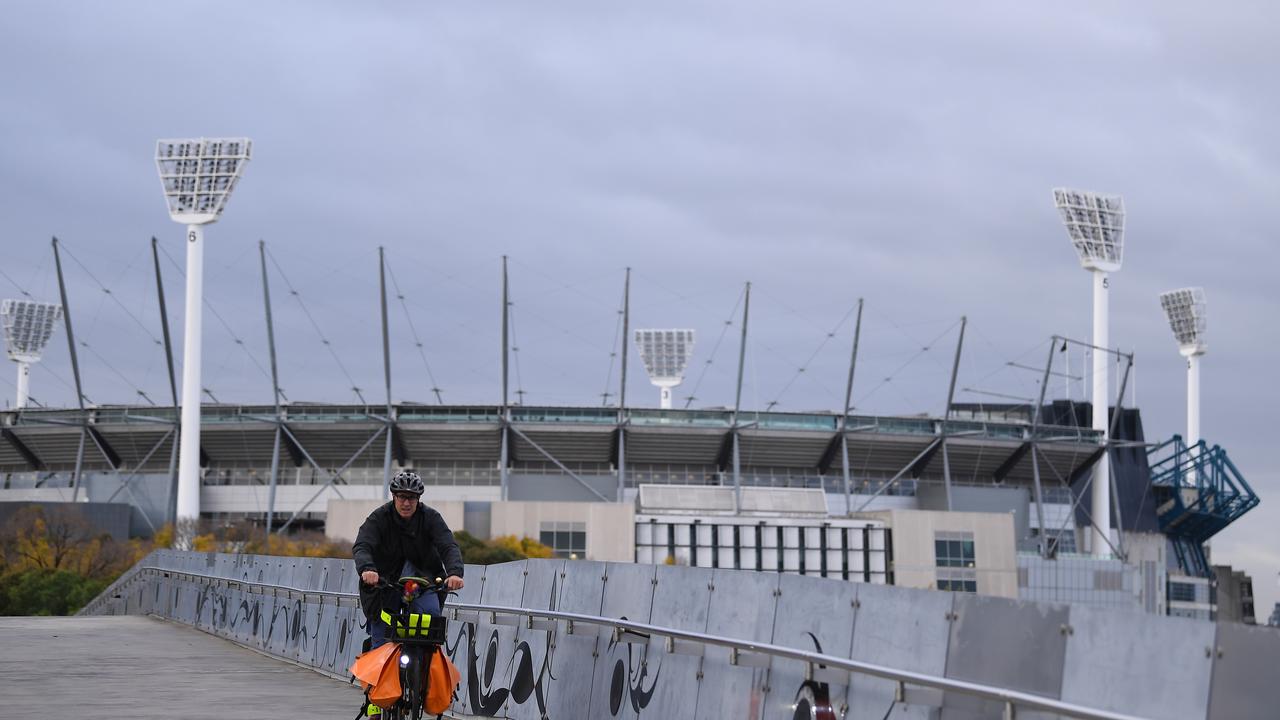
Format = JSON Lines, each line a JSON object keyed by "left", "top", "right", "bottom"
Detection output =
{"left": 373, "top": 578, "right": 450, "bottom": 720}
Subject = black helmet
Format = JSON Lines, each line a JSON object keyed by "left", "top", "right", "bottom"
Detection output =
{"left": 389, "top": 470, "right": 425, "bottom": 496}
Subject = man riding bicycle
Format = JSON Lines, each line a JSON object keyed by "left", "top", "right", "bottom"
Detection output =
{"left": 353, "top": 470, "right": 465, "bottom": 650}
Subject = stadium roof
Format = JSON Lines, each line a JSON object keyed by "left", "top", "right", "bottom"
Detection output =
{"left": 0, "top": 403, "right": 1103, "bottom": 487}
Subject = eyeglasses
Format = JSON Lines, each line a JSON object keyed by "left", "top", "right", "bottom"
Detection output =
{"left": 392, "top": 493, "right": 419, "bottom": 502}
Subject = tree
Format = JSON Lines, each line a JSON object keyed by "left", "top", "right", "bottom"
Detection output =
{"left": 0, "top": 505, "right": 136, "bottom": 580}
{"left": 455, "top": 531, "right": 553, "bottom": 565}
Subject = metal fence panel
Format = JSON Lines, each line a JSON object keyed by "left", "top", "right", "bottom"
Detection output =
{"left": 465, "top": 559, "right": 529, "bottom": 718}
{"left": 543, "top": 560, "right": 607, "bottom": 720}
{"left": 1207, "top": 620, "right": 1280, "bottom": 719}
{"left": 644, "top": 564, "right": 714, "bottom": 720}
{"left": 762, "top": 573, "right": 858, "bottom": 719}
{"left": 944, "top": 593, "right": 1068, "bottom": 719}
{"left": 445, "top": 562, "right": 487, "bottom": 716}
{"left": 846, "top": 582, "right": 953, "bottom": 720}
{"left": 1061, "top": 605, "right": 1212, "bottom": 720}
{"left": 81, "top": 550, "right": 1280, "bottom": 720}
{"left": 294, "top": 557, "right": 326, "bottom": 665}
{"left": 589, "top": 563, "right": 659, "bottom": 720}
{"left": 508, "top": 558, "right": 567, "bottom": 720}
{"left": 695, "top": 568, "right": 782, "bottom": 720}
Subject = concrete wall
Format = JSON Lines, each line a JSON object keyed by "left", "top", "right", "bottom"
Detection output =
{"left": 488, "top": 501, "right": 634, "bottom": 561}
{"left": 0, "top": 500, "right": 132, "bottom": 541}
{"left": 870, "top": 508, "right": 1018, "bottom": 598}
{"left": 326, "top": 499, "right": 465, "bottom": 544}
{"left": 326, "top": 499, "right": 634, "bottom": 562}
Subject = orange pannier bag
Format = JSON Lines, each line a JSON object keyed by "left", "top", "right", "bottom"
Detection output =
{"left": 425, "top": 647, "right": 461, "bottom": 714}
{"left": 350, "top": 642, "right": 397, "bottom": 689}
{"left": 350, "top": 642, "right": 404, "bottom": 709}
{"left": 369, "top": 653, "right": 403, "bottom": 708}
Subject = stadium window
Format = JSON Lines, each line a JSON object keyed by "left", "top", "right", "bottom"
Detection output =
{"left": 934, "top": 532, "right": 975, "bottom": 568}
{"left": 1169, "top": 581, "right": 1198, "bottom": 603}
{"left": 935, "top": 531, "right": 977, "bottom": 593}
{"left": 539, "top": 521, "right": 587, "bottom": 559}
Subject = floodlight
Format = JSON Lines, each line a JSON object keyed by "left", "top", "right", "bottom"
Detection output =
{"left": 1053, "top": 187, "right": 1125, "bottom": 558}
{"left": 156, "top": 137, "right": 252, "bottom": 522}
{"left": 634, "top": 329, "right": 695, "bottom": 409}
{"left": 1053, "top": 188, "right": 1125, "bottom": 273}
{"left": 1, "top": 299, "right": 62, "bottom": 409}
{"left": 1160, "top": 287, "right": 1208, "bottom": 458}
{"left": 1160, "top": 287, "right": 1207, "bottom": 357}
{"left": 156, "top": 138, "right": 252, "bottom": 224}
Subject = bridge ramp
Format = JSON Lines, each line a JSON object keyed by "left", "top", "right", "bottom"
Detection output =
{"left": 0, "top": 616, "right": 361, "bottom": 719}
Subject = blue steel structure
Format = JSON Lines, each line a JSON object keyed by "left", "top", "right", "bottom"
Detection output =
{"left": 1148, "top": 435, "right": 1258, "bottom": 577}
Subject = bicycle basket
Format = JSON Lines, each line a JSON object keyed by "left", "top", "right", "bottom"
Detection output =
{"left": 380, "top": 608, "right": 448, "bottom": 644}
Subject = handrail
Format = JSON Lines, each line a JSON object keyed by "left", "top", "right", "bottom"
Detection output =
{"left": 101, "top": 565, "right": 1146, "bottom": 720}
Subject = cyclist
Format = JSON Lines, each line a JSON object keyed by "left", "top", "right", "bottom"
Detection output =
{"left": 353, "top": 470, "right": 465, "bottom": 650}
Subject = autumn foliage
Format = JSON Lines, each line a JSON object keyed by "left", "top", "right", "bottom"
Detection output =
{"left": 0, "top": 506, "right": 552, "bottom": 615}
{"left": 0, "top": 505, "right": 150, "bottom": 616}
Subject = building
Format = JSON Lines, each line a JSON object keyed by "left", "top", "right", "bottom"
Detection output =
{"left": 1212, "top": 565, "right": 1256, "bottom": 624}
{"left": 0, "top": 400, "right": 1259, "bottom": 621}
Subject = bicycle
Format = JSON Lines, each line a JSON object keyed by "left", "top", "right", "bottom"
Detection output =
{"left": 362, "top": 576, "right": 453, "bottom": 720}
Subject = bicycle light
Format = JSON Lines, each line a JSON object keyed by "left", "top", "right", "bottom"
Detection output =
{"left": 400, "top": 653, "right": 411, "bottom": 667}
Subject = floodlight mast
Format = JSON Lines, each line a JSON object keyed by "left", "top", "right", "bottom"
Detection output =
{"left": 634, "top": 329, "right": 695, "bottom": 409}
{"left": 1, "top": 300, "right": 63, "bottom": 409}
{"left": 1053, "top": 188, "right": 1125, "bottom": 558}
{"left": 156, "top": 138, "right": 252, "bottom": 522}
{"left": 1160, "top": 287, "right": 1207, "bottom": 463}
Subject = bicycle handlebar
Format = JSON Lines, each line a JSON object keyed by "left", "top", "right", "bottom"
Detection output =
{"left": 368, "top": 576, "right": 459, "bottom": 600}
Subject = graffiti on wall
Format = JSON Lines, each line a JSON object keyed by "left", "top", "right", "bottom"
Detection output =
{"left": 128, "top": 563, "right": 851, "bottom": 720}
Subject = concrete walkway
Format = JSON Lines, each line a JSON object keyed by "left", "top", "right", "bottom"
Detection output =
{"left": 0, "top": 615, "right": 364, "bottom": 719}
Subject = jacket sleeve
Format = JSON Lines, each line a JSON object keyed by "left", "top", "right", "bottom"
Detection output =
{"left": 352, "top": 512, "right": 380, "bottom": 573}
{"left": 430, "top": 513, "right": 464, "bottom": 578}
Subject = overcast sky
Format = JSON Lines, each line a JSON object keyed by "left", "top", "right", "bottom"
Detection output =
{"left": 2, "top": 1, "right": 1277, "bottom": 615}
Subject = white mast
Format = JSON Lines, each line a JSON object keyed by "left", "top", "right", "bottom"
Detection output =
{"left": 155, "top": 138, "right": 252, "bottom": 522}
{"left": 1160, "top": 287, "right": 1208, "bottom": 466}
{"left": 1054, "top": 188, "right": 1126, "bottom": 558}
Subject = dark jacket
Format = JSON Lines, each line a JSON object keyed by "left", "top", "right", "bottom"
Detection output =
{"left": 352, "top": 501, "right": 464, "bottom": 617}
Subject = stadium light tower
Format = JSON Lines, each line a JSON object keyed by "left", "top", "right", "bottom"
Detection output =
{"left": 635, "top": 329, "right": 695, "bottom": 409}
{"left": 1160, "top": 287, "right": 1207, "bottom": 456}
{"left": 156, "top": 138, "right": 252, "bottom": 522}
{"left": 1054, "top": 188, "right": 1125, "bottom": 558}
{"left": 1, "top": 299, "right": 63, "bottom": 409}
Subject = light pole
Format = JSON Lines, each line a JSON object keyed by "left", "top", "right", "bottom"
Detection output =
{"left": 1053, "top": 188, "right": 1125, "bottom": 557}
{"left": 634, "top": 329, "right": 695, "bottom": 409}
{"left": 1159, "top": 287, "right": 1207, "bottom": 463}
{"left": 155, "top": 138, "right": 252, "bottom": 522}
{"left": 1, "top": 300, "right": 62, "bottom": 409}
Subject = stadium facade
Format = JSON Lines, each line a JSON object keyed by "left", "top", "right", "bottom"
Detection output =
{"left": 0, "top": 395, "right": 1258, "bottom": 622}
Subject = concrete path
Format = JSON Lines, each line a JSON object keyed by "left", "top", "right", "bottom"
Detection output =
{"left": 0, "top": 615, "right": 364, "bottom": 719}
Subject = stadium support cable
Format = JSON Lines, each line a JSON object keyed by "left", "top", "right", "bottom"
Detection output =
{"left": 683, "top": 286, "right": 745, "bottom": 409}
{"left": 385, "top": 262, "right": 444, "bottom": 404}
{"left": 266, "top": 247, "right": 365, "bottom": 405}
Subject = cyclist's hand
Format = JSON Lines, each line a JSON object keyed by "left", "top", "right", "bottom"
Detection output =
{"left": 444, "top": 575, "right": 464, "bottom": 591}
{"left": 361, "top": 570, "right": 379, "bottom": 586}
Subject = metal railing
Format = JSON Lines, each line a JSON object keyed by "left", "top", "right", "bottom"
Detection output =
{"left": 93, "top": 565, "right": 1146, "bottom": 720}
